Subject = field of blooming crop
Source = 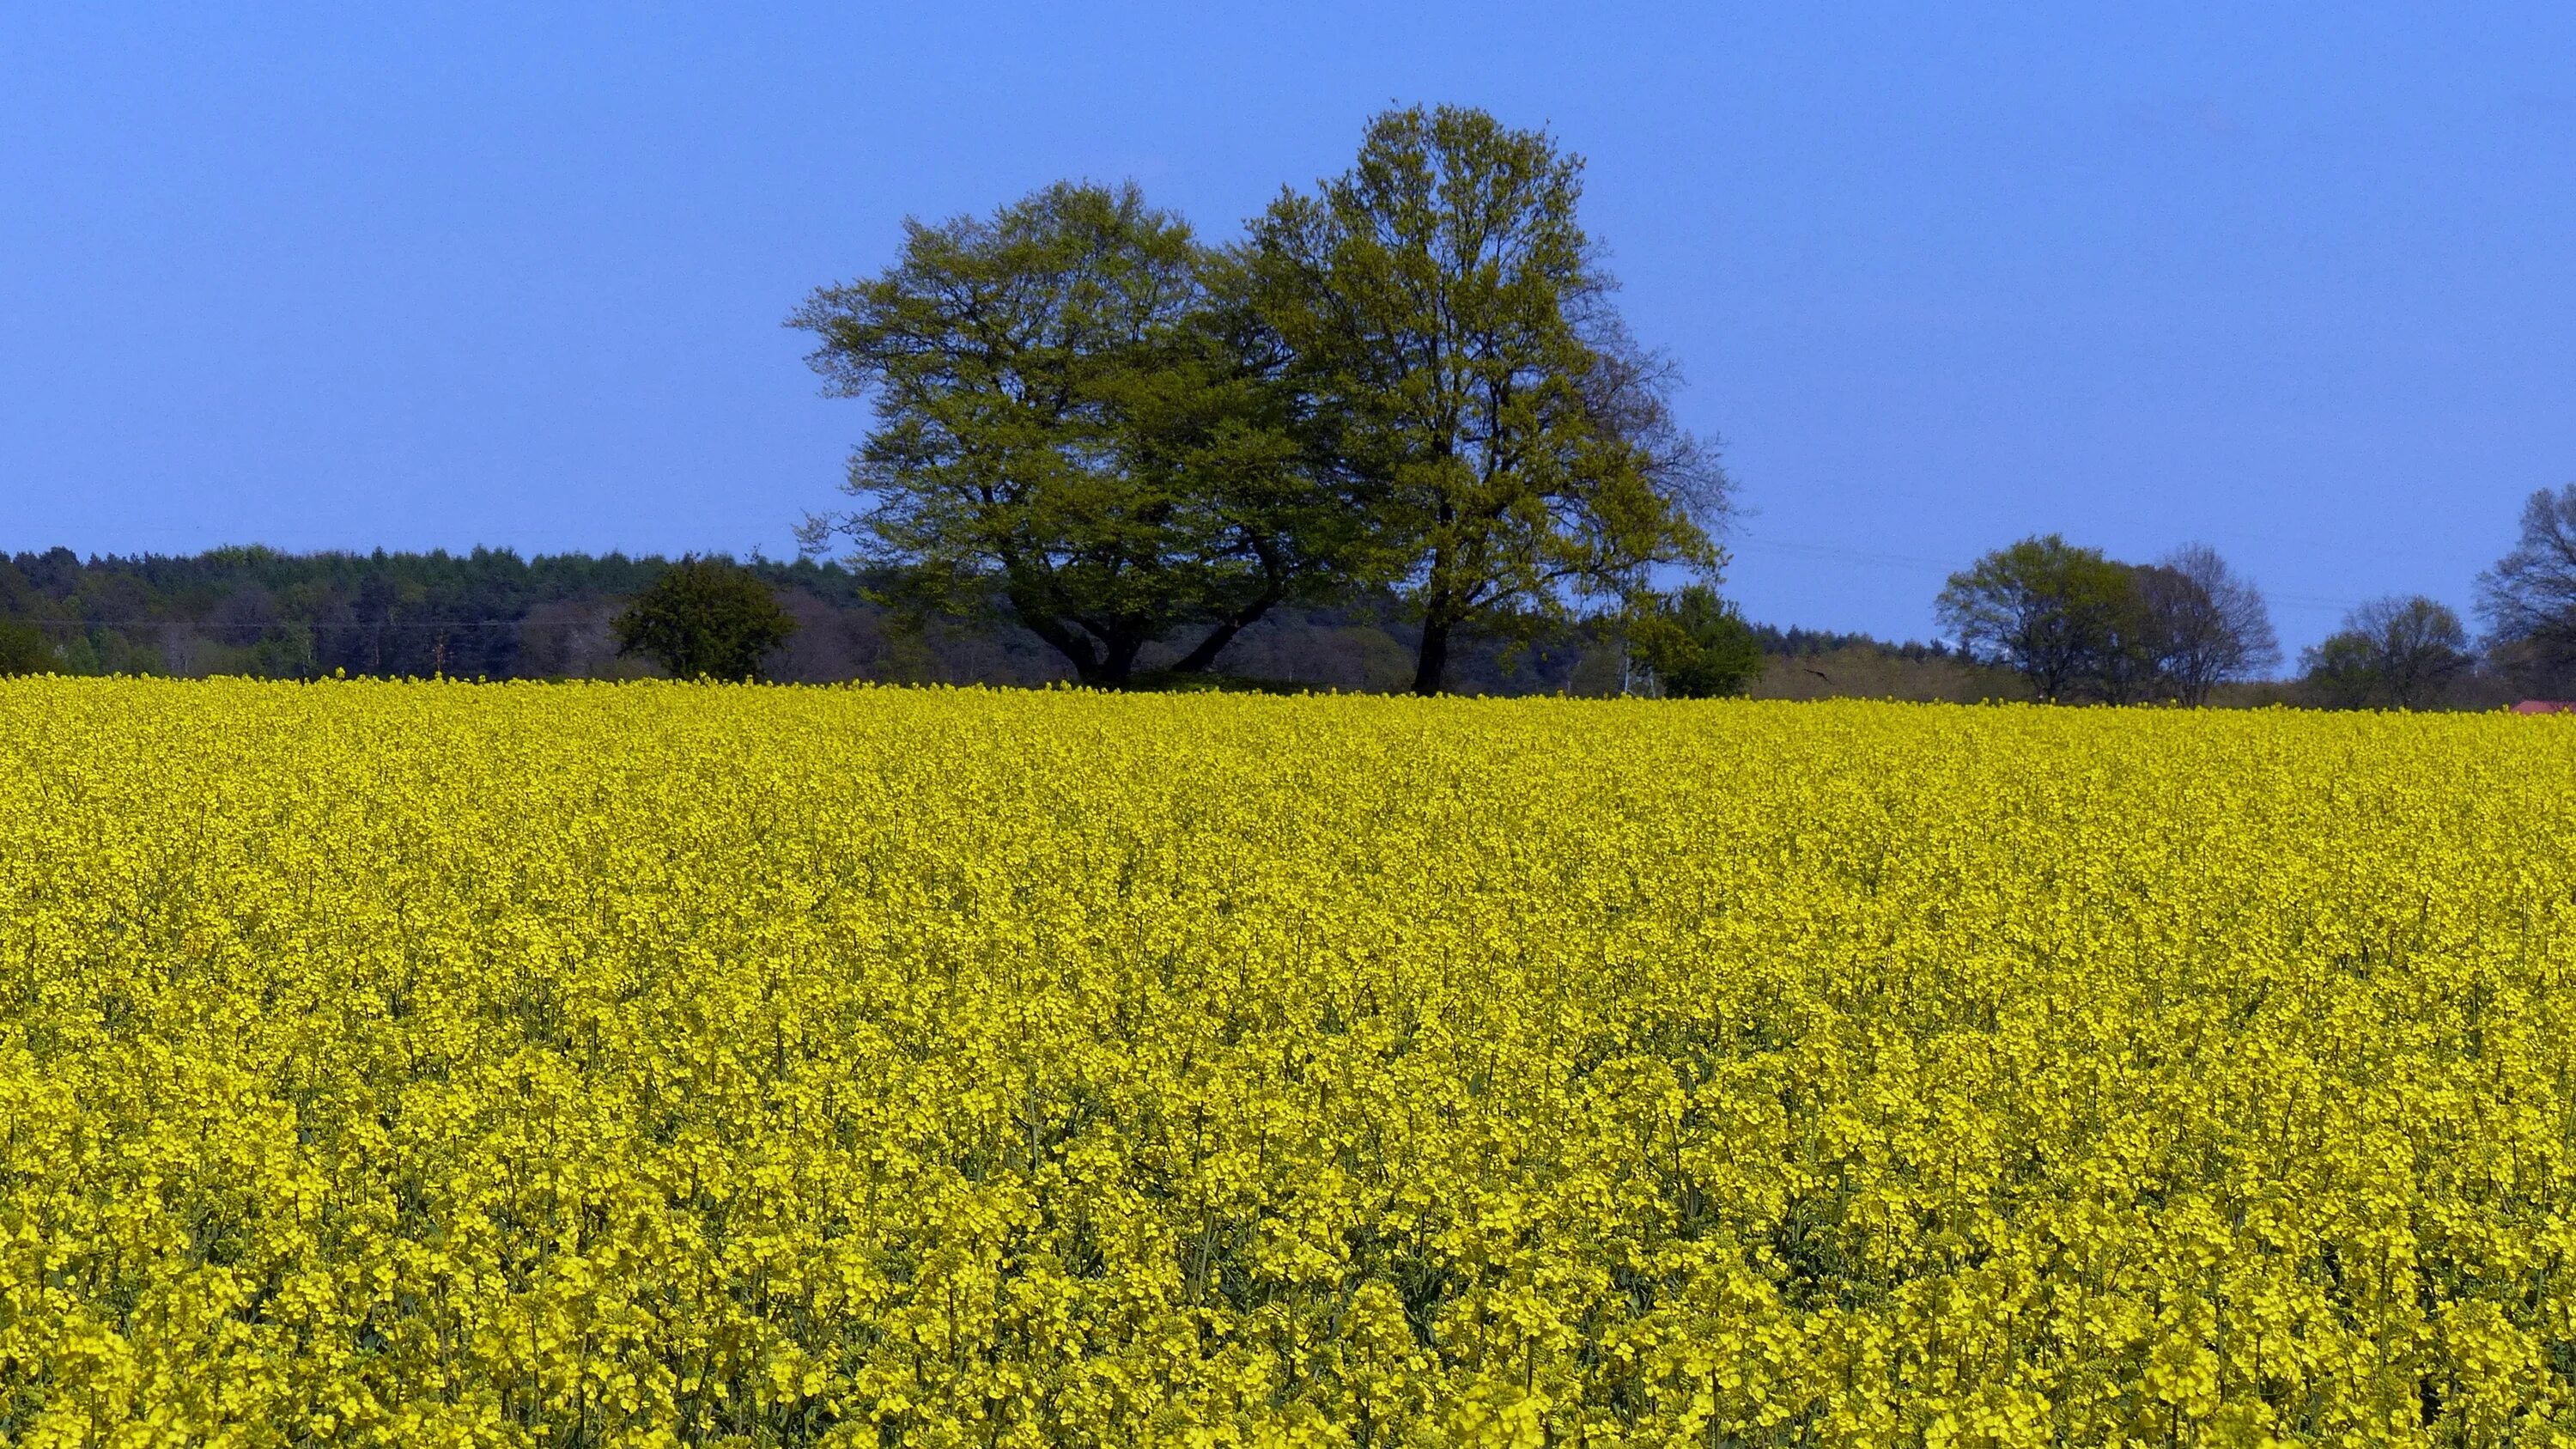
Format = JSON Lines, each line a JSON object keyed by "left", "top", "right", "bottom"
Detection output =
{"left": 3, "top": 679, "right": 2574, "bottom": 1446}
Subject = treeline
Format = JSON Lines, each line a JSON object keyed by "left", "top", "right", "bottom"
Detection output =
{"left": 0, "top": 546, "right": 877, "bottom": 682}
{"left": 1935, "top": 485, "right": 2576, "bottom": 709}
{"left": 9, "top": 521, "right": 2564, "bottom": 706}
{"left": 0, "top": 545, "right": 1740, "bottom": 695}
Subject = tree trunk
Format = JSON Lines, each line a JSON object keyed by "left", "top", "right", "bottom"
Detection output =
{"left": 1169, "top": 620, "right": 1246, "bottom": 676}
{"left": 1170, "top": 586, "right": 1290, "bottom": 675}
{"left": 1412, "top": 616, "right": 1452, "bottom": 696}
{"left": 1020, "top": 618, "right": 1102, "bottom": 684}
{"left": 1091, "top": 633, "right": 1148, "bottom": 689}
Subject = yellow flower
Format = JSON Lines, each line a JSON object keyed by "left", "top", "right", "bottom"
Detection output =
{"left": 0, "top": 679, "right": 2571, "bottom": 1445}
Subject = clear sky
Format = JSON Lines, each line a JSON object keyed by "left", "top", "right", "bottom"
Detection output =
{"left": 3, "top": 3, "right": 2570, "bottom": 654}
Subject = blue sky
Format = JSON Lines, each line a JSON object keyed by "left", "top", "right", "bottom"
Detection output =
{"left": 3, "top": 3, "right": 2570, "bottom": 654}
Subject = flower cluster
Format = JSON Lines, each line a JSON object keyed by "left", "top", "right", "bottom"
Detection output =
{"left": 3, "top": 679, "right": 2573, "bottom": 1446}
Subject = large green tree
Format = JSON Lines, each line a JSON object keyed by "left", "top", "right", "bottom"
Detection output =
{"left": 793, "top": 181, "right": 1348, "bottom": 688}
{"left": 1935, "top": 535, "right": 2133, "bottom": 700}
{"left": 1250, "top": 105, "right": 1724, "bottom": 695}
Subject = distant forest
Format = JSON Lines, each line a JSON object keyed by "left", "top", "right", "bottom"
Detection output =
{"left": 0, "top": 545, "right": 1992, "bottom": 698}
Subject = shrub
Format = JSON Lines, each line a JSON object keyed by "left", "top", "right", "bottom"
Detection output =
{"left": 611, "top": 557, "right": 798, "bottom": 680}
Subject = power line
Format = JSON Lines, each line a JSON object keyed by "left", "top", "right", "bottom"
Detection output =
{"left": 1730, "top": 538, "right": 1961, "bottom": 574}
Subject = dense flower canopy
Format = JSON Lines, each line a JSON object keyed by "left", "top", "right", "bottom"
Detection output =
{"left": 3, "top": 679, "right": 2574, "bottom": 1446}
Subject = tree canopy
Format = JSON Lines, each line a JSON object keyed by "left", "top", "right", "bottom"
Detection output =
{"left": 2476, "top": 483, "right": 2576, "bottom": 696}
{"left": 0, "top": 618, "right": 48, "bottom": 677}
{"left": 611, "top": 557, "right": 799, "bottom": 681}
{"left": 792, "top": 181, "right": 1351, "bottom": 688}
{"left": 1938, "top": 537, "right": 2279, "bottom": 703}
{"left": 1935, "top": 536, "right": 2134, "bottom": 700}
{"left": 2140, "top": 545, "right": 2281, "bottom": 706}
{"left": 1249, "top": 105, "right": 1726, "bottom": 694}
{"left": 1631, "top": 585, "right": 1763, "bottom": 698}
{"left": 2300, "top": 595, "right": 2473, "bottom": 709}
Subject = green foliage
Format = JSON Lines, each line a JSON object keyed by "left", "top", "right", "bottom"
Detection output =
{"left": 1249, "top": 105, "right": 1723, "bottom": 694}
{"left": 2300, "top": 594, "right": 2473, "bottom": 709}
{"left": 1935, "top": 537, "right": 2280, "bottom": 704}
{"left": 0, "top": 618, "right": 51, "bottom": 676}
{"left": 1936, "top": 535, "right": 2134, "bottom": 700}
{"left": 791, "top": 110, "right": 1735, "bottom": 697}
{"left": 0, "top": 548, "right": 1678, "bottom": 693}
{"left": 0, "top": 545, "right": 780, "bottom": 679}
{"left": 612, "top": 557, "right": 799, "bottom": 681}
{"left": 2299, "top": 632, "right": 2385, "bottom": 709}
{"left": 792, "top": 181, "right": 1350, "bottom": 688}
{"left": 1632, "top": 584, "right": 1761, "bottom": 697}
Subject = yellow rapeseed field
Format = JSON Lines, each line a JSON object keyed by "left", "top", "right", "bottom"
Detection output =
{"left": 3, "top": 679, "right": 2574, "bottom": 1447}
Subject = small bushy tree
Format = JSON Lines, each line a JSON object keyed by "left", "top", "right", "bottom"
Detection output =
{"left": 1631, "top": 585, "right": 1762, "bottom": 697}
{"left": 612, "top": 557, "right": 798, "bottom": 681}
{"left": 0, "top": 618, "right": 50, "bottom": 676}
{"left": 2300, "top": 595, "right": 2472, "bottom": 709}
